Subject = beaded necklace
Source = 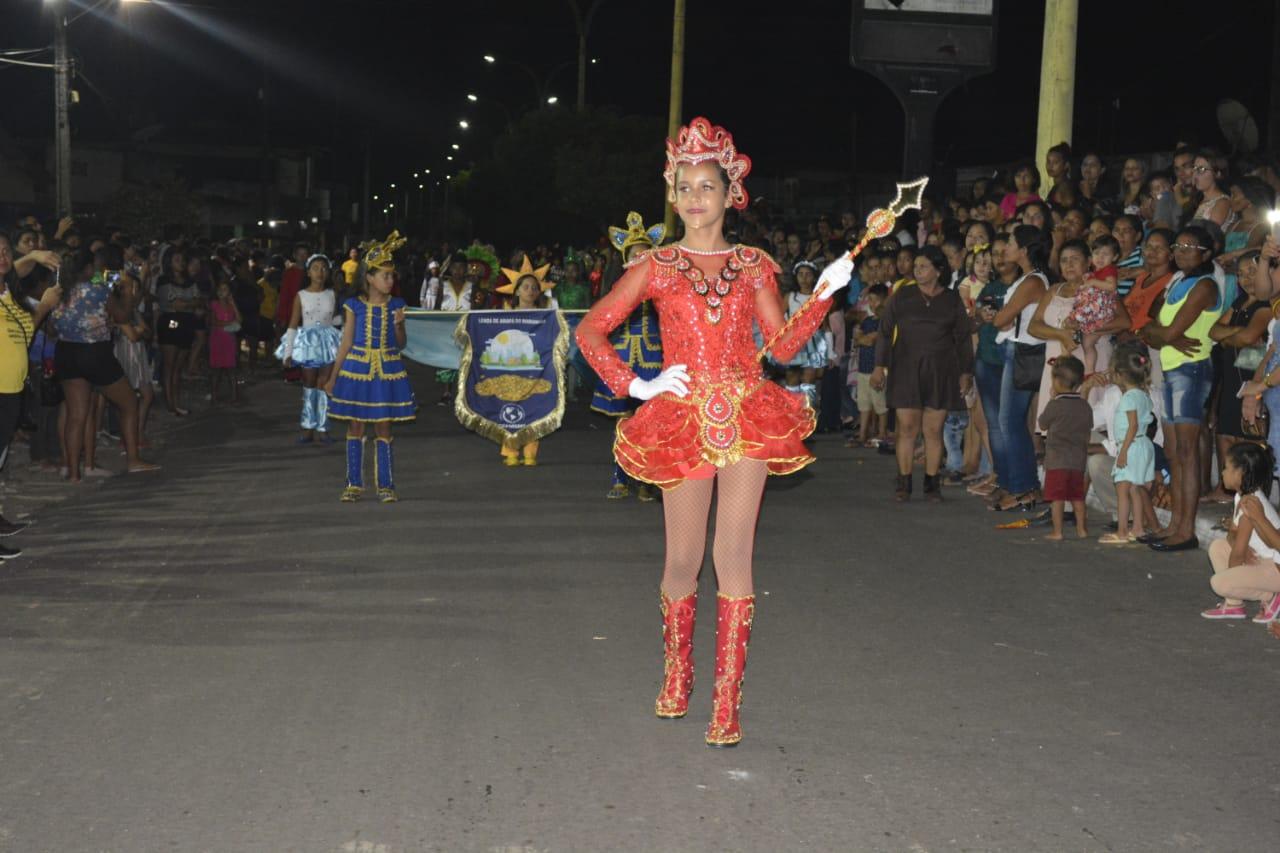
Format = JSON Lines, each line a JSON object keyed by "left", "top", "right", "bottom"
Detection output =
{"left": 673, "top": 247, "right": 742, "bottom": 325}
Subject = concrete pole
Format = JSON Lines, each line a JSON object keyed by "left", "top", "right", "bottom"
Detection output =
{"left": 1034, "top": 0, "right": 1079, "bottom": 179}
{"left": 663, "top": 0, "right": 686, "bottom": 236}
{"left": 53, "top": 0, "right": 73, "bottom": 217}
{"left": 1269, "top": 0, "right": 1280, "bottom": 150}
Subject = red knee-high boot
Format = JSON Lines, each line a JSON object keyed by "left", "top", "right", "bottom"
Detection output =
{"left": 655, "top": 590, "right": 697, "bottom": 718}
{"left": 705, "top": 593, "right": 755, "bottom": 747}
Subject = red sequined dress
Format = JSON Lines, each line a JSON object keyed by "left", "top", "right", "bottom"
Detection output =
{"left": 576, "top": 244, "right": 832, "bottom": 489}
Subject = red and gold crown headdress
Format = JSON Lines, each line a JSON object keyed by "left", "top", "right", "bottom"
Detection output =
{"left": 663, "top": 117, "right": 753, "bottom": 210}
{"left": 496, "top": 255, "right": 554, "bottom": 294}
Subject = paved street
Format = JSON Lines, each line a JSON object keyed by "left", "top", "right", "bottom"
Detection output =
{"left": 2, "top": 364, "right": 1278, "bottom": 852}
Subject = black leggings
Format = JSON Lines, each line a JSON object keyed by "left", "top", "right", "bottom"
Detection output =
{"left": 0, "top": 391, "right": 21, "bottom": 471}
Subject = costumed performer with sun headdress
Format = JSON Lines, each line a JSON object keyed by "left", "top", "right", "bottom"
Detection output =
{"left": 494, "top": 256, "right": 557, "bottom": 466}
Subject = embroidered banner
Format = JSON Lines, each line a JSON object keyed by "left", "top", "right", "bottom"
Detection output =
{"left": 402, "top": 309, "right": 585, "bottom": 369}
{"left": 453, "top": 310, "right": 569, "bottom": 450}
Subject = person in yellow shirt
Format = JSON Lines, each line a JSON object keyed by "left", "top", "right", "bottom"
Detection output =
{"left": 0, "top": 235, "right": 62, "bottom": 549}
{"left": 341, "top": 247, "right": 359, "bottom": 286}
{"left": 256, "top": 255, "right": 282, "bottom": 357}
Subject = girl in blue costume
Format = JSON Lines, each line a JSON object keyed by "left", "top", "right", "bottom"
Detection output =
{"left": 590, "top": 212, "right": 667, "bottom": 501}
{"left": 324, "top": 231, "right": 416, "bottom": 503}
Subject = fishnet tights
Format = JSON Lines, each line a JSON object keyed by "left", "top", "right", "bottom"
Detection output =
{"left": 660, "top": 458, "right": 769, "bottom": 598}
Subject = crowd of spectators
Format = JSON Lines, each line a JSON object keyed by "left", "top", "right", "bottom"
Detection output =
{"left": 5, "top": 142, "right": 1280, "bottom": 630}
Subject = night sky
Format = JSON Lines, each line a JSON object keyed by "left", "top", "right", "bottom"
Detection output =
{"left": 5, "top": 0, "right": 1275, "bottom": 191}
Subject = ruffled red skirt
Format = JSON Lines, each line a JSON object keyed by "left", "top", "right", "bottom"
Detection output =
{"left": 613, "top": 379, "right": 816, "bottom": 489}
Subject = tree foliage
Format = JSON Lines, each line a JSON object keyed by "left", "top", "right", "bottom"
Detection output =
{"left": 460, "top": 109, "right": 667, "bottom": 248}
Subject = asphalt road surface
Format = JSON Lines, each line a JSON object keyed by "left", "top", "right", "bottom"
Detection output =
{"left": 2, "top": 364, "right": 1277, "bottom": 852}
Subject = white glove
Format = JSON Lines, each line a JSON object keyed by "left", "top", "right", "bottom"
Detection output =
{"left": 628, "top": 363, "right": 690, "bottom": 400}
{"left": 814, "top": 256, "right": 855, "bottom": 300}
{"left": 280, "top": 328, "right": 297, "bottom": 364}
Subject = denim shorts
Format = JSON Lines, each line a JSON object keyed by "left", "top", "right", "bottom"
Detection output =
{"left": 1162, "top": 359, "right": 1212, "bottom": 425}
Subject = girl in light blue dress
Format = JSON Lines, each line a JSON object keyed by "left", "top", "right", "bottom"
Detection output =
{"left": 1111, "top": 346, "right": 1156, "bottom": 541}
{"left": 770, "top": 259, "right": 831, "bottom": 409}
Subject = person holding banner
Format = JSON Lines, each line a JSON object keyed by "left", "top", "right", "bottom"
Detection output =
{"left": 324, "top": 231, "right": 416, "bottom": 503}
{"left": 493, "top": 257, "right": 557, "bottom": 467}
{"left": 576, "top": 117, "right": 854, "bottom": 748}
{"left": 590, "top": 211, "right": 667, "bottom": 501}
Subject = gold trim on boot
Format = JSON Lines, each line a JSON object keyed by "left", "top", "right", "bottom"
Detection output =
{"left": 705, "top": 592, "right": 755, "bottom": 747}
{"left": 655, "top": 590, "right": 697, "bottom": 718}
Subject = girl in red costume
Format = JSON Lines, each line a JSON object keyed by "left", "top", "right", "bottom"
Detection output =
{"left": 576, "top": 117, "right": 853, "bottom": 747}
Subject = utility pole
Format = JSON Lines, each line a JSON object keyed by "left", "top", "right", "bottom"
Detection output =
{"left": 1270, "top": 0, "right": 1280, "bottom": 150}
{"left": 568, "top": 0, "right": 604, "bottom": 112}
{"left": 52, "top": 0, "right": 73, "bottom": 217}
{"left": 663, "top": 0, "right": 686, "bottom": 235}
{"left": 1034, "top": 0, "right": 1079, "bottom": 179}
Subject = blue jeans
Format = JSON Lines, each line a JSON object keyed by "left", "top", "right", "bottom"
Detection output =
{"left": 1162, "top": 359, "right": 1213, "bottom": 425}
{"left": 944, "top": 410, "right": 970, "bottom": 472}
{"left": 997, "top": 343, "right": 1039, "bottom": 494}
{"left": 975, "top": 356, "right": 1006, "bottom": 484}
{"left": 1264, "top": 351, "right": 1280, "bottom": 473}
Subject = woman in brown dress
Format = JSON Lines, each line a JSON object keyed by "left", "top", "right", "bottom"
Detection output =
{"left": 871, "top": 245, "right": 974, "bottom": 502}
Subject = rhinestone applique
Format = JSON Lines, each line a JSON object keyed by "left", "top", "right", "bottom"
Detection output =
{"left": 675, "top": 248, "right": 743, "bottom": 325}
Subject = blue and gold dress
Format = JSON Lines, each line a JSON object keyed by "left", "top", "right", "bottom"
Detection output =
{"left": 589, "top": 301, "right": 663, "bottom": 416}
{"left": 329, "top": 296, "right": 416, "bottom": 422}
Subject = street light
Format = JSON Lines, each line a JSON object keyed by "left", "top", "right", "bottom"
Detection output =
{"left": 390, "top": 182, "right": 396, "bottom": 189}
{"left": 467, "top": 93, "right": 478, "bottom": 102}
{"left": 483, "top": 54, "right": 496, "bottom": 63}
{"left": 458, "top": 120, "right": 469, "bottom": 130}
{"left": 446, "top": 155, "right": 453, "bottom": 161}
{"left": 547, "top": 96, "right": 559, "bottom": 105}
{"left": 451, "top": 143, "right": 460, "bottom": 150}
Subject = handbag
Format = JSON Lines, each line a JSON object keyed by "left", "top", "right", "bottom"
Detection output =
{"left": 1008, "top": 297, "right": 1046, "bottom": 392}
{"left": 1234, "top": 343, "right": 1267, "bottom": 372}
{"left": 1243, "top": 400, "right": 1270, "bottom": 441}
{"left": 1013, "top": 342, "right": 1046, "bottom": 391}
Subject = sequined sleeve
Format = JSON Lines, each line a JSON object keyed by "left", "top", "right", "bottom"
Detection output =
{"left": 575, "top": 256, "right": 652, "bottom": 395}
{"left": 754, "top": 265, "right": 832, "bottom": 364}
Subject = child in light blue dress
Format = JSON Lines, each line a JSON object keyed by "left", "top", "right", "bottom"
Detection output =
{"left": 1110, "top": 347, "right": 1156, "bottom": 542}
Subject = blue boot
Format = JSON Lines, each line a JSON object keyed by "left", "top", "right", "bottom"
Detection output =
{"left": 607, "top": 463, "right": 631, "bottom": 499}
{"left": 314, "top": 388, "right": 332, "bottom": 442}
{"left": 375, "top": 437, "right": 397, "bottom": 503}
{"left": 300, "top": 387, "right": 317, "bottom": 434}
{"left": 342, "top": 434, "right": 365, "bottom": 502}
